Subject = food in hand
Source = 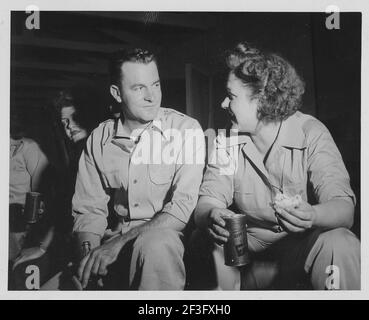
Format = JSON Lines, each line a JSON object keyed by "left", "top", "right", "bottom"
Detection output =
{"left": 273, "top": 193, "right": 302, "bottom": 212}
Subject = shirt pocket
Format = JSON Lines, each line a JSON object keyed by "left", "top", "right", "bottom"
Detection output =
{"left": 281, "top": 147, "right": 307, "bottom": 185}
{"left": 234, "top": 180, "right": 252, "bottom": 194}
{"left": 282, "top": 181, "right": 306, "bottom": 199}
{"left": 148, "top": 164, "right": 175, "bottom": 185}
{"left": 234, "top": 182, "right": 259, "bottom": 213}
{"left": 148, "top": 164, "right": 175, "bottom": 213}
{"left": 10, "top": 163, "right": 28, "bottom": 186}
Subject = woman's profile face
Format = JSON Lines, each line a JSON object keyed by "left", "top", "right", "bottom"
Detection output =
{"left": 60, "top": 106, "right": 88, "bottom": 143}
{"left": 221, "top": 72, "right": 259, "bottom": 132}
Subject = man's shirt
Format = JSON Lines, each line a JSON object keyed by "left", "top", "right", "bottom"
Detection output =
{"left": 200, "top": 111, "right": 355, "bottom": 248}
{"left": 72, "top": 108, "right": 205, "bottom": 237}
{"left": 10, "top": 138, "right": 48, "bottom": 205}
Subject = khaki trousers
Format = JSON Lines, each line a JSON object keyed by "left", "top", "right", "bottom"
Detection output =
{"left": 186, "top": 227, "right": 360, "bottom": 290}
{"left": 41, "top": 222, "right": 185, "bottom": 290}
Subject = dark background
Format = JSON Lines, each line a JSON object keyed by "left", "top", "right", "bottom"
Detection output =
{"left": 10, "top": 11, "right": 361, "bottom": 236}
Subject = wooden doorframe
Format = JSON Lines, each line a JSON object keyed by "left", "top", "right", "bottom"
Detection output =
{"left": 185, "top": 63, "right": 214, "bottom": 129}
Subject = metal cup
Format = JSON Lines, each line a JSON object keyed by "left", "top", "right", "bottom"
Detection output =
{"left": 24, "top": 192, "right": 42, "bottom": 224}
{"left": 223, "top": 214, "right": 250, "bottom": 267}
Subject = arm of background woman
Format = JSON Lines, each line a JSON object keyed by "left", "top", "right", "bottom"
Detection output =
{"left": 30, "top": 154, "right": 49, "bottom": 191}
{"left": 24, "top": 140, "right": 49, "bottom": 191}
{"left": 39, "top": 225, "right": 55, "bottom": 251}
{"left": 12, "top": 226, "right": 55, "bottom": 270}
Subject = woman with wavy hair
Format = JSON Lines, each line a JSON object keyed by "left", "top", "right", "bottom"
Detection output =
{"left": 192, "top": 42, "right": 360, "bottom": 290}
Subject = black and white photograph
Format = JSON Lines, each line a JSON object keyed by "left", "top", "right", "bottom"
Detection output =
{"left": 1, "top": 0, "right": 368, "bottom": 301}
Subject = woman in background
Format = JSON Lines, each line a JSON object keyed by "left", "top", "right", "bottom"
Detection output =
{"left": 12, "top": 87, "right": 103, "bottom": 287}
{"left": 39, "top": 87, "right": 110, "bottom": 290}
{"left": 46, "top": 87, "right": 103, "bottom": 266}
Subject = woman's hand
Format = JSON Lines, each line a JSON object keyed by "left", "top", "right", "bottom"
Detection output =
{"left": 275, "top": 200, "right": 317, "bottom": 233}
{"left": 206, "top": 208, "right": 235, "bottom": 245}
{"left": 12, "top": 246, "right": 46, "bottom": 270}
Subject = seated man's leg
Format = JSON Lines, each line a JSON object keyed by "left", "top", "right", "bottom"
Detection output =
{"left": 185, "top": 229, "right": 214, "bottom": 290}
{"left": 129, "top": 228, "right": 185, "bottom": 290}
{"left": 305, "top": 227, "right": 360, "bottom": 290}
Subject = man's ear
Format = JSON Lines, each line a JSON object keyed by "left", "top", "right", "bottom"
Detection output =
{"left": 110, "top": 85, "right": 122, "bottom": 103}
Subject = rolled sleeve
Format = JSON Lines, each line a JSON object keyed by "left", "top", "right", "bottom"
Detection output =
{"left": 307, "top": 121, "right": 356, "bottom": 205}
{"left": 161, "top": 121, "right": 205, "bottom": 224}
{"left": 72, "top": 135, "right": 110, "bottom": 237}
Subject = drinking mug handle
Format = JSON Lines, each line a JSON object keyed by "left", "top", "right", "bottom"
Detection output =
{"left": 38, "top": 200, "right": 45, "bottom": 218}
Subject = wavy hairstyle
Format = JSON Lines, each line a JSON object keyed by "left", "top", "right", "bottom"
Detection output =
{"left": 53, "top": 86, "right": 102, "bottom": 134}
{"left": 226, "top": 42, "right": 305, "bottom": 121}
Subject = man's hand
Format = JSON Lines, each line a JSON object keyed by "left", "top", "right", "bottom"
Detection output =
{"left": 77, "top": 235, "right": 125, "bottom": 289}
{"left": 206, "top": 208, "right": 235, "bottom": 245}
{"left": 275, "top": 200, "right": 317, "bottom": 233}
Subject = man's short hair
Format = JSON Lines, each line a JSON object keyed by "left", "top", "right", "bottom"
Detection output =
{"left": 109, "top": 48, "right": 157, "bottom": 86}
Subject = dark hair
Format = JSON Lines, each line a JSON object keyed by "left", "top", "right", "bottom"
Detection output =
{"left": 53, "top": 87, "right": 103, "bottom": 133}
{"left": 226, "top": 42, "right": 305, "bottom": 121}
{"left": 109, "top": 48, "right": 157, "bottom": 85}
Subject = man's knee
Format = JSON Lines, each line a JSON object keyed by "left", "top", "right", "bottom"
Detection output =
{"left": 133, "top": 228, "right": 184, "bottom": 262}
{"left": 316, "top": 227, "right": 360, "bottom": 256}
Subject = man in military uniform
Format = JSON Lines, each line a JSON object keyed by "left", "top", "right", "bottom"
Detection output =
{"left": 72, "top": 48, "right": 205, "bottom": 290}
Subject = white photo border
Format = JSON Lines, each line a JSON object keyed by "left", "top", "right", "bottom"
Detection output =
{"left": 0, "top": 0, "right": 368, "bottom": 300}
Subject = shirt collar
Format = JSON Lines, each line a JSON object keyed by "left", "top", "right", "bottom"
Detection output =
{"left": 150, "top": 108, "right": 170, "bottom": 141}
{"left": 216, "top": 130, "right": 250, "bottom": 149}
{"left": 277, "top": 111, "right": 307, "bottom": 149}
{"left": 112, "top": 108, "right": 170, "bottom": 142}
{"left": 10, "top": 137, "right": 23, "bottom": 146}
{"left": 216, "top": 111, "right": 307, "bottom": 150}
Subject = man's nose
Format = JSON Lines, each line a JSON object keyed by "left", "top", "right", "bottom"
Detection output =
{"left": 144, "top": 88, "right": 154, "bottom": 102}
{"left": 221, "top": 97, "right": 230, "bottom": 109}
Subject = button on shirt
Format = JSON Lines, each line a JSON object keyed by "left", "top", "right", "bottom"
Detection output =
{"left": 72, "top": 108, "right": 205, "bottom": 237}
{"left": 200, "top": 111, "right": 355, "bottom": 247}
